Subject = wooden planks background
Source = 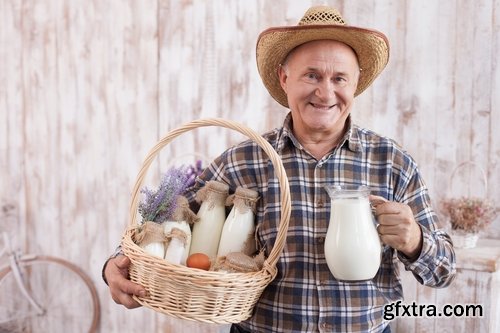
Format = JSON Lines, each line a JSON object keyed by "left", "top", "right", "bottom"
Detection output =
{"left": 0, "top": 0, "right": 499, "bottom": 332}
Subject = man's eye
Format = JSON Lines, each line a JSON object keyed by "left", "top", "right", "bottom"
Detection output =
{"left": 306, "top": 73, "right": 319, "bottom": 80}
{"left": 334, "top": 76, "right": 348, "bottom": 86}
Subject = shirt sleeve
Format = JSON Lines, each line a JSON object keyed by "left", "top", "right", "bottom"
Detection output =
{"left": 398, "top": 226, "right": 456, "bottom": 288}
{"left": 394, "top": 160, "right": 457, "bottom": 288}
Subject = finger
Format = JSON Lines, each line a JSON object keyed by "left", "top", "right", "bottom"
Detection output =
{"left": 108, "top": 276, "right": 144, "bottom": 308}
{"left": 116, "top": 258, "right": 147, "bottom": 296}
{"left": 110, "top": 277, "right": 146, "bottom": 309}
{"left": 369, "top": 195, "right": 397, "bottom": 216}
{"left": 374, "top": 202, "right": 405, "bottom": 217}
{"left": 377, "top": 212, "right": 405, "bottom": 226}
{"left": 377, "top": 223, "right": 403, "bottom": 235}
{"left": 377, "top": 223, "right": 404, "bottom": 245}
{"left": 108, "top": 256, "right": 147, "bottom": 297}
{"left": 369, "top": 195, "right": 388, "bottom": 207}
{"left": 119, "top": 279, "right": 147, "bottom": 298}
{"left": 112, "top": 290, "right": 143, "bottom": 309}
{"left": 378, "top": 229, "right": 416, "bottom": 252}
{"left": 378, "top": 233, "right": 400, "bottom": 249}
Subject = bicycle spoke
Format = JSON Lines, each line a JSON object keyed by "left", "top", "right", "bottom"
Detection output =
{"left": 0, "top": 257, "right": 99, "bottom": 333}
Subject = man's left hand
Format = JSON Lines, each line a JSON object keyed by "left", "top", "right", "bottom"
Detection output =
{"left": 370, "top": 195, "right": 423, "bottom": 260}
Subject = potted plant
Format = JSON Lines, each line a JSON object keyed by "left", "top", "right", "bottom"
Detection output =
{"left": 441, "top": 197, "right": 498, "bottom": 248}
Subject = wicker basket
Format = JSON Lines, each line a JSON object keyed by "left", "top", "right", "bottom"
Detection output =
{"left": 449, "top": 229, "right": 479, "bottom": 249}
{"left": 443, "top": 161, "right": 489, "bottom": 249}
{"left": 121, "top": 118, "right": 291, "bottom": 324}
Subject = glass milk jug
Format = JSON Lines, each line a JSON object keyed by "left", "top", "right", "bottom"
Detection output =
{"left": 324, "top": 185, "right": 381, "bottom": 281}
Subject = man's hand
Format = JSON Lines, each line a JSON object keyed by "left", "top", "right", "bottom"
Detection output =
{"left": 370, "top": 195, "right": 423, "bottom": 260}
{"left": 105, "top": 255, "right": 147, "bottom": 309}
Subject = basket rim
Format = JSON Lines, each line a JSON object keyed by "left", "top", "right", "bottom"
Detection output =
{"left": 125, "top": 117, "right": 291, "bottom": 272}
{"left": 123, "top": 228, "right": 277, "bottom": 281}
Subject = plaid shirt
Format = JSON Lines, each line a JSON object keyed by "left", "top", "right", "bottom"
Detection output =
{"left": 187, "top": 113, "right": 456, "bottom": 333}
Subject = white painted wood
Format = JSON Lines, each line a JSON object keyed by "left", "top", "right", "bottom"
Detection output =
{"left": 1, "top": 0, "right": 499, "bottom": 331}
{"left": 394, "top": 239, "right": 500, "bottom": 332}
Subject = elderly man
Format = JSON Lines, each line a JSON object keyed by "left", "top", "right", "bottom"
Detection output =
{"left": 104, "top": 6, "right": 456, "bottom": 333}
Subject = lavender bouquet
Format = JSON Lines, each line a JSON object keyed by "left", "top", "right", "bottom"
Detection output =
{"left": 138, "top": 161, "right": 204, "bottom": 224}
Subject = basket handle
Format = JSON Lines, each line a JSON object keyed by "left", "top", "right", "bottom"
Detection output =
{"left": 127, "top": 118, "right": 291, "bottom": 270}
{"left": 447, "top": 161, "right": 488, "bottom": 197}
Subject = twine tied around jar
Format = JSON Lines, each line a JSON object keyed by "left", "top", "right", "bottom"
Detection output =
{"left": 213, "top": 252, "right": 262, "bottom": 273}
{"left": 226, "top": 187, "right": 260, "bottom": 214}
{"left": 195, "top": 180, "right": 229, "bottom": 210}
{"left": 134, "top": 221, "right": 167, "bottom": 247}
{"left": 166, "top": 227, "right": 188, "bottom": 246}
{"left": 171, "top": 196, "right": 199, "bottom": 225}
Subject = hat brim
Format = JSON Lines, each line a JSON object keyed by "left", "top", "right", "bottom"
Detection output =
{"left": 256, "top": 25, "right": 390, "bottom": 108}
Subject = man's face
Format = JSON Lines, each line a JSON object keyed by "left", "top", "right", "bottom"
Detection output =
{"left": 278, "top": 40, "right": 359, "bottom": 137}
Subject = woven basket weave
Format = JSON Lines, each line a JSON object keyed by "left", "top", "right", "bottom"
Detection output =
{"left": 121, "top": 118, "right": 291, "bottom": 324}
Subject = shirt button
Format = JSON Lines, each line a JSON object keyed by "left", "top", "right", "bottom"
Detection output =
{"left": 317, "top": 236, "right": 325, "bottom": 244}
{"left": 320, "top": 322, "right": 327, "bottom": 329}
{"left": 318, "top": 280, "right": 327, "bottom": 286}
{"left": 317, "top": 199, "right": 324, "bottom": 208}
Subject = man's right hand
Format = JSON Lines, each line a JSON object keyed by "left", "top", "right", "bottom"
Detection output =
{"left": 105, "top": 255, "right": 147, "bottom": 309}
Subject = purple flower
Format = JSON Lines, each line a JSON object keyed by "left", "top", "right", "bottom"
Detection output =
{"left": 138, "top": 161, "right": 204, "bottom": 223}
{"left": 185, "top": 159, "right": 204, "bottom": 188}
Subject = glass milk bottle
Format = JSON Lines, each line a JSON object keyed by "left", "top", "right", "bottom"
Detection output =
{"left": 135, "top": 221, "right": 166, "bottom": 258}
{"left": 217, "top": 187, "right": 259, "bottom": 257}
{"left": 163, "top": 196, "right": 199, "bottom": 265}
{"left": 189, "top": 180, "right": 229, "bottom": 259}
{"left": 324, "top": 185, "right": 381, "bottom": 281}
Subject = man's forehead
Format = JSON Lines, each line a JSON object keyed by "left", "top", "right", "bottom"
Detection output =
{"left": 284, "top": 40, "right": 359, "bottom": 65}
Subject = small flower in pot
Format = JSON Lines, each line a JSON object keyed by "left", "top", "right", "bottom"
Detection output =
{"left": 441, "top": 197, "right": 499, "bottom": 234}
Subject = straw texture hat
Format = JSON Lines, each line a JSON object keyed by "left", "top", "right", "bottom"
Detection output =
{"left": 256, "top": 6, "right": 390, "bottom": 108}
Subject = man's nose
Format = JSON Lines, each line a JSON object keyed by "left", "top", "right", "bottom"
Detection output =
{"left": 315, "top": 80, "right": 335, "bottom": 100}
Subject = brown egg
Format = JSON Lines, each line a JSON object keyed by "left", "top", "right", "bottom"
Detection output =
{"left": 186, "top": 253, "right": 211, "bottom": 271}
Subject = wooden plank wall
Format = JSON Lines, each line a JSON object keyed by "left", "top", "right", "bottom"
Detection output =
{"left": 0, "top": 0, "right": 499, "bottom": 332}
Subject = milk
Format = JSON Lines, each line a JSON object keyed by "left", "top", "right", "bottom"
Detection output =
{"left": 164, "top": 221, "right": 192, "bottom": 265}
{"left": 142, "top": 242, "right": 165, "bottom": 259}
{"left": 324, "top": 187, "right": 381, "bottom": 281}
{"left": 217, "top": 206, "right": 255, "bottom": 256}
{"left": 217, "top": 187, "right": 258, "bottom": 257}
{"left": 189, "top": 202, "right": 227, "bottom": 258}
{"left": 189, "top": 180, "right": 229, "bottom": 259}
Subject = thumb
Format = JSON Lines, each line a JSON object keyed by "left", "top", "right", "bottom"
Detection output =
{"left": 115, "top": 255, "right": 131, "bottom": 269}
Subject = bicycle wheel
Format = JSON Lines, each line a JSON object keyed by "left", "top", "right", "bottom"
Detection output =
{"left": 0, "top": 255, "right": 100, "bottom": 333}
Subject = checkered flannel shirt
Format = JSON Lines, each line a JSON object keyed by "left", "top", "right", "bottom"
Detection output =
{"left": 185, "top": 113, "right": 456, "bottom": 333}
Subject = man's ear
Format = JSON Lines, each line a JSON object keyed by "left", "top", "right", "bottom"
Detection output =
{"left": 277, "top": 65, "right": 288, "bottom": 93}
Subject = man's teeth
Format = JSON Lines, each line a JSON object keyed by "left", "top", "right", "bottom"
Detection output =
{"left": 311, "top": 103, "right": 333, "bottom": 109}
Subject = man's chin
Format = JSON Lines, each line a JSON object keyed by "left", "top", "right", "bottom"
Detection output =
{"left": 311, "top": 115, "right": 345, "bottom": 127}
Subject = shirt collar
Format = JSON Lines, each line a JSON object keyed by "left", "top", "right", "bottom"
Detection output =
{"left": 276, "top": 113, "right": 362, "bottom": 154}
{"left": 276, "top": 113, "right": 300, "bottom": 152}
{"left": 341, "top": 117, "right": 363, "bottom": 152}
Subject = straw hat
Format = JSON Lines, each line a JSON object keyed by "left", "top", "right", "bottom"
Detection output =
{"left": 256, "top": 6, "right": 390, "bottom": 108}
